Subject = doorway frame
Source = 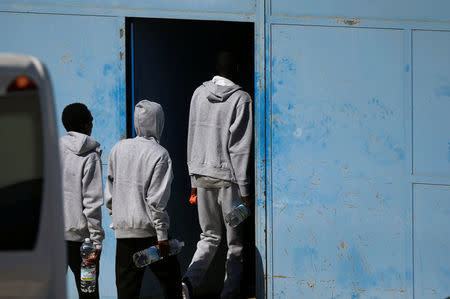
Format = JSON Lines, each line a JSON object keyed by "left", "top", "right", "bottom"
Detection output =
{"left": 124, "top": 12, "right": 268, "bottom": 298}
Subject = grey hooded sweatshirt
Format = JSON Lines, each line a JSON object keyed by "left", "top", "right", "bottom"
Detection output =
{"left": 105, "top": 100, "right": 172, "bottom": 240}
{"left": 59, "top": 132, "right": 105, "bottom": 247}
{"left": 187, "top": 80, "right": 253, "bottom": 196}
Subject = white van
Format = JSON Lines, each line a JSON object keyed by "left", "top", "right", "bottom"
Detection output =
{"left": 0, "top": 54, "right": 66, "bottom": 299}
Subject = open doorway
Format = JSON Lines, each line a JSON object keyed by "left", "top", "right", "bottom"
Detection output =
{"left": 126, "top": 18, "right": 255, "bottom": 298}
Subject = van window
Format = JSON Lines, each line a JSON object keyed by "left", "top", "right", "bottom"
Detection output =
{"left": 0, "top": 90, "right": 43, "bottom": 250}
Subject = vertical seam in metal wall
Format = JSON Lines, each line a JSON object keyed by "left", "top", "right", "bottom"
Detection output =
{"left": 265, "top": 0, "right": 273, "bottom": 297}
{"left": 409, "top": 28, "right": 415, "bottom": 299}
{"left": 410, "top": 29, "right": 414, "bottom": 178}
{"left": 255, "top": 0, "right": 268, "bottom": 297}
{"left": 119, "top": 17, "right": 127, "bottom": 139}
{"left": 263, "top": 0, "right": 269, "bottom": 295}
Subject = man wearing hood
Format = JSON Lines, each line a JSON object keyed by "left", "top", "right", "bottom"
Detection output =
{"left": 60, "top": 103, "right": 104, "bottom": 299}
{"left": 105, "top": 100, "right": 182, "bottom": 299}
{"left": 183, "top": 51, "right": 253, "bottom": 299}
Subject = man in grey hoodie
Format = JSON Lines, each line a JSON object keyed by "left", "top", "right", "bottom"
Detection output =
{"left": 59, "top": 103, "right": 104, "bottom": 299}
{"left": 105, "top": 100, "right": 182, "bottom": 299}
{"left": 183, "top": 51, "right": 253, "bottom": 299}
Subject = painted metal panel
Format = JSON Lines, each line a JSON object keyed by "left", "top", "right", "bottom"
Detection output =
{"left": 0, "top": 0, "right": 255, "bottom": 16}
{"left": 0, "top": 12, "right": 125, "bottom": 299}
{"left": 271, "top": 25, "right": 411, "bottom": 298}
{"left": 412, "top": 30, "right": 450, "bottom": 177}
{"left": 271, "top": 0, "right": 450, "bottom": 22}
{"left": 413, "top": 184, "right": 450, "bottom": 298}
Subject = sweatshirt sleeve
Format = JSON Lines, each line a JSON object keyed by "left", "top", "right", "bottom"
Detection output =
{"left": 82, "top": 154, "right": 105, "bottom": 247}
{"left": 104, "top": 149, "right": 114, "bottom": 217}
{"left": 229, "top": 97, "right": 253, "bottom": 197}
{"left": 146, "top": 156, "right": 173, "bottom": 241}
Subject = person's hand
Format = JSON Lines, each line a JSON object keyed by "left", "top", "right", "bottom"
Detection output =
{"left": 158, "top": 240, "right": 170, "bottom": 258}
{"left": 86, "top": 249, "right": 101, "bottom": 265}
{"left": 189, "top": 188, "right": 197, "bottom": 205}
{"left": 242, "top": 195, "right": 251, "bottom": 208}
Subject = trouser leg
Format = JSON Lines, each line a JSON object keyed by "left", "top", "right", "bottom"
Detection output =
{"left": 183, "top": 188, "right": 222, "bottom": 288}
{"left": 116, "top": 238, "right": 148, "bottom": 299}
{"left": 116, "top": 237, "right": 183, "bottom": 299}
{"left": 219, "top": 185, "right": 244, "bottom": 299}
{"left": 67, "top": 241, "right": 100, "bottom": 299}
{"left": 150, "top": 254, "right": 183, "bottom": 299}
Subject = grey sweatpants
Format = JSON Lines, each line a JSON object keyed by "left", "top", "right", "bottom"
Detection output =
{"left": 184, "top": 182, "right": 244, "bottom": 299}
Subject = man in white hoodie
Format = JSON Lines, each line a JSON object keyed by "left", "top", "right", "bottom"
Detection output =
{"left": 183, "top": 51, "right": 253, "bottom": 299}
{"left": 59, "top": 103, "right": 104, "bottom": 299}
{"left": 105, "top": 100, "right": 182, "bottom": 299}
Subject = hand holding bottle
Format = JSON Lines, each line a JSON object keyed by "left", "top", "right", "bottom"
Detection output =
{"left": 158, "top": 240, "right": 170, "bottom": 258}
{"left": 241, "top": 195, "right": 251, "bottom": 208}
{"left": 189, "top": 188, "right": 197, "bottom": 205}
{"left": 85, "top": 248, "right": 101, "bottom": 265}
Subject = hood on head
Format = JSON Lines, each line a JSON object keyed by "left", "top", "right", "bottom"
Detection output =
{"left": 60, "top": 131, "right": 100, "bottom": 155}
{"left": 202, "top": 80, "right": 242, "bottom": 102}
{"left": 134, "top": 100, "right": 164, "bottom": 141}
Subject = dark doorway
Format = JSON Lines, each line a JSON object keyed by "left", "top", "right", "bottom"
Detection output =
{"left": 126, "top": 18, "right": 255, "bottom": 298}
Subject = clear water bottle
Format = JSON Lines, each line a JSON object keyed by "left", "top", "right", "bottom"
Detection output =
{"left": 225, "top": 204, "right": 249, "bottom": 228}
{"left": 80, "top": 238, "right": 96, "bottom": 293}
{"left": 133, "top": 239, "right": 185, "bottom": 268}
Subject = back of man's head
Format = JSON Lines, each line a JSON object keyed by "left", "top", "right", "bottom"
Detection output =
{"left": 216, "top": 50, "right": 238, "bottom": 80}
{"left": 62, "top": 103, "right": 93, "bottom": 135}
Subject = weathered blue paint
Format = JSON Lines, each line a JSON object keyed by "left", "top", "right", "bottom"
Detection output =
{"left": 0, "top": 12, "right": 125, "bottom": 299}
{"left": 0, "top": 0, "right": 255, "bottom": 15}
{"left": 255, "top": 0, "right": 268, "bottom": 298}
{"left": 413, "top": 184, "right": 450, "bottom": 298}
{"left": 270, "top": 25, "right": 411, "bottom": 298}
{"left": 412, "top": 30, "right": 450, "bottom": 177}
{"left": 130, "top": 20, "right": 136, "bottom": 137}
{"left": 272, "top": 0, "right": 450, "bottom": 22}
{"left": 1, "top": 0, "right": 450, "bottom": 298}
{"left": 0, "top": 2, "right": 256, "bottom": 22}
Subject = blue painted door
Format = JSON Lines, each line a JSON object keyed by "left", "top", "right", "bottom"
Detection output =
{"left": 271, "top": 25, "right": 411, "bottom": 298}
{"left": 269, "top": 22, "right": 450, "bottom": 299}
{"left": 0, "top": 12, "right": 125, "bottom": 299}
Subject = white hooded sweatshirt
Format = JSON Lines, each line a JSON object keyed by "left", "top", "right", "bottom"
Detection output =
{"left": 105, "top": 100, "right": 172, "bottom": 240}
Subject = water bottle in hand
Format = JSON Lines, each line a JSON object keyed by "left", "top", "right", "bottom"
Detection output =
{"left": 133, "top": 239, "right": 185, "bottom": 268}
{"left": 80, "top": 238, "right": 96, "bottom": 293}
{"left": 225, "top": 204, "right": 249, "bottom": 228}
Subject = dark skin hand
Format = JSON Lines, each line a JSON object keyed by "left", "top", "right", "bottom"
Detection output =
{"left": 158, "top": 240, "right": 170, "bottom": 258}
{"left": 190, "top": 188, "right": 198, "bottom": 205}
{"left": 192, "top": 188, "right": 252, "bottom": 208}
{"left": 242, "top": 195, "right": 251, "bottom": 208}
{"left": 85, "top": 249, "right": 101, "bottom": 265}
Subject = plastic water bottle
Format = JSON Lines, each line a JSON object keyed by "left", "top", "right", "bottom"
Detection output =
{"left": 225, "top": 204, "right": 249, "bottom": 228}
{"left": 133, "top": 239, "right": 185, "bottom": 268}
{"left": 80, "top": 238, "right": 96, "bottom": 293}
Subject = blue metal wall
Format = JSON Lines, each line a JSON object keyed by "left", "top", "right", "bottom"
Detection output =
{"left": 1, "top": 0, "right": 449, "bottom": 298}
{"left": 0, "top": 12, "right": 125, "bottom": 299}
{"left": 265, "top": 2, "right": 450, "bottom": 297}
